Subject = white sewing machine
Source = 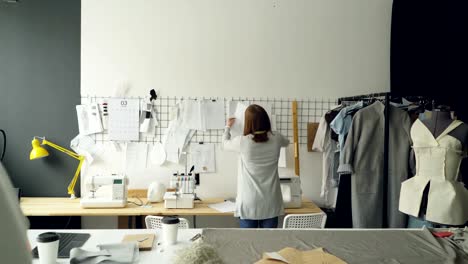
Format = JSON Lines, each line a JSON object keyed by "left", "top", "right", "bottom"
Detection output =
{"left": 280, "top": 175, "right": 302, "bottom": 208}
{"left": 80, "top": 174, "right": 128, "bottom": 208}
{"left": 163, "top": 192, "right": 195, "bottom": 209}
{"left": 163, "top": 174, "right": 196, "bottom": 209}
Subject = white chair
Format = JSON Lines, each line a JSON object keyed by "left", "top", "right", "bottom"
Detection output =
{"left": 282, "top": 213, "right": 327, "bottom": 229}
{"left": 145, "top": 215, "right": 190, "bottom": 229}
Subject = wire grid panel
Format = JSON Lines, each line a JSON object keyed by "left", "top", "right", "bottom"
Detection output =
{"left": 81, "top": 96, "right": 337, "bottom": 145}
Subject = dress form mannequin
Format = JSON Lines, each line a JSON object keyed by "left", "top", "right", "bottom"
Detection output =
{"left": 421, "top": 107, "right": 468, "bottom": 146}
{"left": 411, "top": 108, "right": 468, "bottom": 175}
{"left": 408, "top": 107, "right": 468, "bottom": 226}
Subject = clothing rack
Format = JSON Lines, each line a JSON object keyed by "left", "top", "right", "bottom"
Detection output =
{"left": 337, "top": 92, "right": 391, "bottom": 228}
{"left": 337, "top": 93, "right": 437, "bottom": 228}
{"left": 337, "top": 92, "right": 389, "bottom": 104}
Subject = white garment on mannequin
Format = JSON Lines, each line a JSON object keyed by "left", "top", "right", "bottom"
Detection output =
{"left": 399, "top": 119, "right": 468, "bottom": 225}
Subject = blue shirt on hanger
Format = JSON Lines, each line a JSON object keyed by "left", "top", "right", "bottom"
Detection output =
{"left": 330, "top": 101, "right": 364, "bottom": 157}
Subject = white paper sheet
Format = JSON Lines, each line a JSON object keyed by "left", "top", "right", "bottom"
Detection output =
{"left": 253, "top": 102, "right": 273, "bottom": 120}
{"left": 169, "top": 105, "right": 179, "bottom": 121}
{"left": 70, "top": 134, "right": 103, "bottom": 164}
{"left": 163, "top": 117, "right": 194, "bottom": 164}
{"left": 264, "top": 252, "right": 290, "bottom": 263}
{"left": 139, "top": 101, "right": 152, "bottom": 133}
{"left": 108, "top": 98, "right": 140, "bottom": 141}
{"left": 76, "top": 103, "right": 103, "bottom": 136}
{"left": 271, "top": 114, "right": 277, "bottom": 131}
{"left": 278, "top": 147, "right": 287, "bottom": 167}
{"left": 227, "top": 101, "right": 238, "bottom": 118}
{"left": 203, "top": 100, "right": 226, "bottom": 130}
{"left": 150, "top": 106, "right": 159, "bottom": 127}
{"left": 230, "top": 102, "right": 249, "bottom": 137}
{"left": 181, "top": 100, "right": 204, "bottom": 131}
{"left": 181, "top": 100, "right": 225, "bottom": 131}
{"left": 208, "top": 201, "right": 236, "bottom": 213}
{"left": 139, "top": 101, "right": 159, "bottom": 134}
{"left": 191, "top": 143, "right": 216, "bottom": 173}
{"left": 125, "top": 142, "right": 148, "bottom": 172}
{"left": 149, "top": 142, "right": 166, "bottom": 166}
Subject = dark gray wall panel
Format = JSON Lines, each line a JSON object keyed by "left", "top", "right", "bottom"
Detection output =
{"left": 0, "top": 0, "right": 81, "bottom": 197}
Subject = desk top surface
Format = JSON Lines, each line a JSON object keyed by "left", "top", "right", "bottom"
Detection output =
{"left": 21, "top": 197, "right": 322, "bottom": 216}
{"left": 28, "top": 229, "right": 201, "bottom": 264}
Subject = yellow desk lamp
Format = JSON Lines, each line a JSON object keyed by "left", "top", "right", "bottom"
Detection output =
{"left": 29, "top": 137, "right": 85, "bottom": 199}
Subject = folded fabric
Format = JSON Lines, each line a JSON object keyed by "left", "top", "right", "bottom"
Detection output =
{"left": 255, "top": 247, "right": 347, "bottom": 264}
{"left": 449, "top": 228, "right": 468, "bottom": 253}
{"left": 70, "top": 242, "right": 139, "bottom": 264}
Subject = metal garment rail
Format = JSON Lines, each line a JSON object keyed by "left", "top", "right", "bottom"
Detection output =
{"left": 337, "top": 92, "right": 390, "bottom": 228}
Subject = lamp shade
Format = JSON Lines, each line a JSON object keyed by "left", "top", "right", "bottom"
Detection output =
{"left": 29, "top": 139, "right": 49, "bottom": 160}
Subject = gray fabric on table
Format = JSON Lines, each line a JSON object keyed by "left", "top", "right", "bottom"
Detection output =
{"left": 449, "top": 229, "right": 468, "bottom": 253}
{"left": 70, "top": 242, "right": 139, "bottom": 264}
{"left": 202, "top": 228, "right": 468, "bottom": 264}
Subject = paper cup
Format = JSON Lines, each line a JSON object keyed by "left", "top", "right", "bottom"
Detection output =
{"left": 162, "top": 216, "right": 180, "bottom": 245}
{"left": 36, "top": 232, "right": 60, "bottom": 264}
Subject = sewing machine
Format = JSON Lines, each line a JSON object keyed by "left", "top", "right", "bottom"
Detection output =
{"left": 280, "top": 175, "right": 302, "bottom": 208}
{"left": 80, "top": 174, "right": 128, "bottom": 208}
{"left": 163, "top": 192, "right": 195, "bottom": 209}
{"left": 163, "top": 174, "right": 196, "bottom": 209}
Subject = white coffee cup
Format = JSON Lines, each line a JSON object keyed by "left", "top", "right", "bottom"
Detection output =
{"left": 36, "top": 232, "right": 60, "bottom": 264}
{"left": 162, "top": 216, "right": 180, "bottom": 245}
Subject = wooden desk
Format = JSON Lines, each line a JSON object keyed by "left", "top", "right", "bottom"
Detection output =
{"left": 21, "top": 197, "right": 322, "bottom": 228}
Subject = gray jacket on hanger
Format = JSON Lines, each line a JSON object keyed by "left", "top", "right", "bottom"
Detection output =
{"left": 338, "top": 101, "right": 411, "bottom": 228}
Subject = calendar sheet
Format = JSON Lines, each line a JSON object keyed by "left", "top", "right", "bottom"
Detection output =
{"left": 108, "top": 98, "right": 140, "bottom": 141}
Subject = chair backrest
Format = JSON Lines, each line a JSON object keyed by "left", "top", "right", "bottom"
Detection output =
{"left": 145, "top": 215, "right": 190, "bottom": 229}
{"left": 282, "top": 213, "right": 327, "bottom": 229}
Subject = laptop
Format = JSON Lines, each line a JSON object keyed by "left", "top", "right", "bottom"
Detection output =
{"left": 32, "top": 233, "right": 91, "bottom": 258}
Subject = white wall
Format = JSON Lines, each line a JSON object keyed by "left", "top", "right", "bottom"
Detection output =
{"left": 82, "top": 0, "right": 392, "bottom": 98}
{"left": 81, "top": 0, "right": 392, "bottom": 228}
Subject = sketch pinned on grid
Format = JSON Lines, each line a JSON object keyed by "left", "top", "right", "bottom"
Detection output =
{"left": 81, "top": 95, "right": 337, "bottom": 145}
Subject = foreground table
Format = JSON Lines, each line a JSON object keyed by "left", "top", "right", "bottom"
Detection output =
{"left": 28, "top": 229, "right": 201, "bottom": 264}
{"left": 28, "top": 228, "right": 468, "bottom": 264}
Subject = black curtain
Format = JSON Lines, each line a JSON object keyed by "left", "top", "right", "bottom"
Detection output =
{"left": 391, "top": 0, "right": 468, "bottom": 185}
{"left": 391, "top": 0, "right": 468, "bottom": 120}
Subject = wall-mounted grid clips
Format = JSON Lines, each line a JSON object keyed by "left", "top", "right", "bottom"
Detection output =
{"left": 81, "top": 96, "right": 337, "bottom": 145}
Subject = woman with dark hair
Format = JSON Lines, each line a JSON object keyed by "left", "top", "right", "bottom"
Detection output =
{"left": 223, "top": 104, "right": 289, "bottom": 228}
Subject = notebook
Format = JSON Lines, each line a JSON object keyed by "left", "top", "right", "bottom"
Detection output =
{"left": 122, "top": 234, "right": 155, "bottom": 251}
